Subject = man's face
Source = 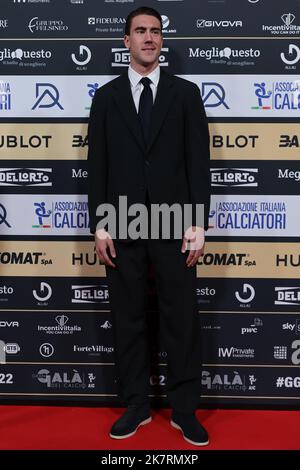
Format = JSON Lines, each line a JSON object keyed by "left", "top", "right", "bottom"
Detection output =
{"left": 124, "top": 14, "right": 163, "bottom": 69}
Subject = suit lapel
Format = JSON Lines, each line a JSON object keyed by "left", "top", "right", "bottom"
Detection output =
{"left": 112, "top": 71, "right": 176, "bottom": 154}
{"left": 147, "top": 70, "right": 175, "bottom": 153}
{"left": 112, "top": 73, "right": 145, "bottom": 151}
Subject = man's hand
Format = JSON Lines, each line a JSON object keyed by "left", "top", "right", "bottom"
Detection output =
{"left": 95, "top": 229, "right": 116, "bottom": 268}
{"left": 181, "top": 226, "right": 205, "bottom": 267}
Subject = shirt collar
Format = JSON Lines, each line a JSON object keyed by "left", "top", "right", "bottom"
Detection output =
{"left": 128, "top": 65, "right": 160, "bottom": 88}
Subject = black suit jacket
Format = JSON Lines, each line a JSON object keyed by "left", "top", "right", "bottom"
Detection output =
{"left": 87, "top": 69, "right": 211, "bottom": 237}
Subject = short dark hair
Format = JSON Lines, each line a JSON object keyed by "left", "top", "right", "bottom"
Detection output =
{"left": 125, "top": 6, "right": 162, "bottom": 35}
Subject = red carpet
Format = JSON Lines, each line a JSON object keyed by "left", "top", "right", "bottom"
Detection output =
{"left": 0, "top": 406, "right": 299, "bottom": 450}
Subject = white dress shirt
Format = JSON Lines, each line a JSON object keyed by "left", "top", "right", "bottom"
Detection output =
{"left": 128, "top": 65, "right": 160, "bottom": 113}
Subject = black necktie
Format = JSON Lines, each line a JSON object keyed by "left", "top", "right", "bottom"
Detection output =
{"left": 138, "top": 77, "right": 153, "bottom": 144}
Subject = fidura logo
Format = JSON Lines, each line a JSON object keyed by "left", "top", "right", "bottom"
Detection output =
{"left": 211, "top": 168, "right": 258, "bottom": 187}
{"left": 252, "top": 80, "right": 300, "bottom": 110}
{"left": 0, "top": 168, "right": 52, "bottom": 187}
{"left": 71, "top": 285, "right": 109, "bottom": 303}
{"left": 32, "top": 199, "right": 89, "bottom": 230}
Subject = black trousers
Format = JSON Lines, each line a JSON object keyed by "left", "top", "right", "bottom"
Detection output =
{"left": 106, "top": 236, "right": 202, "bottom": 413}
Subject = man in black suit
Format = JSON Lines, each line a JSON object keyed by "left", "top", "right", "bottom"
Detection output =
{"left": 88, "top": 6, "right": 211, "bottom": 446}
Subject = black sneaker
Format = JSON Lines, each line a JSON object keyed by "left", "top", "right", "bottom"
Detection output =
{"left": 171, "top": 411, "right": 209, "bottom": 446}
{"left": 109, "top": 405, "right": 152, "bottom": 439}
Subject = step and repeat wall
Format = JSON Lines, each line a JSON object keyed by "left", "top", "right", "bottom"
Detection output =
{"left": 1, "top": 0, "right": 300, "bottom": 406}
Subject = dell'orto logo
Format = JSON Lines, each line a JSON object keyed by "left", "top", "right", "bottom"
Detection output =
{"left": 32, "top": 83, "right": 63, "bottom": 110}
{"left": 33, "top": 282, "right": 52, "bottom": 302}
{"left": 201, "top": 82, "right": 229, "bottom": 109}
{"left": 275, "top": 287, "right": 300, "bottom": 305}
{"left": 71, "top": 45, "right": 91, "bottom": 66}
{"left": 211, "top": 168, "right": 258, "bottom": 187}
{"left": 235, "top": 283, "right": 255, "bottom": 304}
{"left": 0, "top": 168, "right": 52, "bottom": 187}
{"left": 281, "top": 44, "right": 300, "bottom": 66}
{"left": 71, "top": 285, "right": 109, "bottom": 303}
{"left": 111, "top": 47, "right": 169, "bottom": 67}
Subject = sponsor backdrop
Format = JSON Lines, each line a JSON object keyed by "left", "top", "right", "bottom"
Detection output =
{"left": 0, "top": 0, "right": 300, "bottom": 406}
